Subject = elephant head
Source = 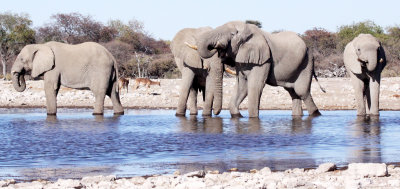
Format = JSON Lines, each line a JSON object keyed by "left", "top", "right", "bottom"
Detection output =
{"left": 195, "top": 21, "right": 271, "bottom": 65}
{"left": 349, "top": 34, "right": 385, "bottom": 73}
{"left": 11, "top": 44, "right": 54, "bottom": 92}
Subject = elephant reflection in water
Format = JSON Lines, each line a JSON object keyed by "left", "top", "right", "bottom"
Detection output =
{"left": 178, "top": 116, "right": 223, "bottom": 133}
{"left": 231, "top": 118, "right": 262, "bottom": 134}
{"left": 290, "top": 117, "right": 313, "bottom": 134}
{"left": 348, "top": 117, "right": 381, "bottom": 163}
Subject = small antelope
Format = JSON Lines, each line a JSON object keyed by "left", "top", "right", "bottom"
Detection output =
{"left": 133, "top": 78, "right": 161, "bottom": 90}
{"left": 118, "top": 77, "right": 130, "bottom": 93}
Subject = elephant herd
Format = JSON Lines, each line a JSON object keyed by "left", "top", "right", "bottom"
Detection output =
{"left": 171, "top": 21, "right": 386, "bottom": 118}
{"left": 10, "top": 21, "right": 386, "bottom": 118}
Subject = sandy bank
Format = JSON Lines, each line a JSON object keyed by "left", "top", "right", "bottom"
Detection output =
{"left": 0, "top": 78, "right": 399, "bottom": 111}
{"left": 2, "top": 163, "right": 400, "bottom": 188}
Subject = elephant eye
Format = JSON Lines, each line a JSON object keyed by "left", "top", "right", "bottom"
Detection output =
{"left": 357, "top": 48, "right": 360, "bottom": 51}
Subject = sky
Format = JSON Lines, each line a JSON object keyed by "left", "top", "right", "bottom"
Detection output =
{"left": 3, "top": 0, "right": 400, "bottom": 40}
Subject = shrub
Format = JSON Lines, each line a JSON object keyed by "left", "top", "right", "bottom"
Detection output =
{"left": 148, "top": 53, "right": 179, "bottom": 78}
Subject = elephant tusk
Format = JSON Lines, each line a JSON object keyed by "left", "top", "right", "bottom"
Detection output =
{"left": 215, "top": 41, "right": 223, "bottom": 48}
{"left": 379, "top": 58, "right": 384, "bottom": 63}
{"left": 204, "top": 64, "right": 210, "bottom": 72}
{"left": 225, "top": 67, "right": 236, "bottom": 75}
{"left": 184, "top": 42, "right": 198, "bottom": 50}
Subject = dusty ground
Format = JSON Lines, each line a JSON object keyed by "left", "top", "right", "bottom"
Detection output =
{"left": 0, "top": 77, "right": 399, "bottom": 111}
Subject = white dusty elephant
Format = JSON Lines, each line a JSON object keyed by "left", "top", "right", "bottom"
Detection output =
{"left": 11, "top": 41, "right": 124, "bottom": 115}
{"left": 343, "top": 34, "right": 386, "bottom": 116}
{"left": 171, "top": 27, "right": 234, "bottom": 116}
{"left": 189, "top": 21, "right": 323, "bottom": 118}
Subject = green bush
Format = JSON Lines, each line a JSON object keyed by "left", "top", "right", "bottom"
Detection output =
{"left": 337, "top": 21, "right": 385, "bottom": 51}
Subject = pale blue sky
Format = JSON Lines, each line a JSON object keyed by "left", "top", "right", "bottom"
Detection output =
{"left": 3, "top": 0, "right": 400, "bottom": 40}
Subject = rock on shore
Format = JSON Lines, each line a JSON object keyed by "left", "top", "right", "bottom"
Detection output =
{"left": 2, "top": 163, "right": 400, "bottom": 188}
{"left": 0, "top": 77, "right": 399, "bottom": 110}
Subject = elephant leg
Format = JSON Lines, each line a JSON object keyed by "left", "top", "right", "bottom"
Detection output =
{"left": 108, "top": 80, "right": 124, "bottom": 115}
{"left": 368, "top": 76, "right": 380, "bottom": 116}
{"left": 203, "top": 75, "right": 214, "bottom": 116}
{"left": 292, "top": 54, "right": 320, "bottom": 116}
{"left": 247, "top": 63, "right": 269, "bottom": 118}
{"left": 176, "top": 68, "right": 195, "bottom": 116}
{"left": 44, "top": 82, "right": 59, "bottom": 115}
{"left": 93, "top": 92, "right": 106, "bottom": 115}
{"left": 285, "top": 88, "right": 303, "bottom": 116}
{"left": 90, "top": 74, "right": 111, "bottom": 115}
{"left": 350, "top": 73, "right": 366, "bottom": 116}
{"left": 302, "top": 93, "right": 321, "bottom": 117}
{"left": 188, "top": 87, "right": 198, "bottom": 115}
{"left": 43, "top": 72, "right": 60, "bottom": 115}
{"left": 229, "top": 71, "right": 248, "bottom": 118}
{"left": 365, "top": 81, "right": 371, "bottom": 115}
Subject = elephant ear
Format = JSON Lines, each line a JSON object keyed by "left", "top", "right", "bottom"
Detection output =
{"left": 31, "top": 45, "right": 55, "bottom": 78}
{"left": 378, "top": 43, "right": 386, "bottom": 69}
{"left": 344, "top": 41, "right": 362, "bottom": 74}
{"left": 235, "top": 25, "right": 270, "bottom": 64}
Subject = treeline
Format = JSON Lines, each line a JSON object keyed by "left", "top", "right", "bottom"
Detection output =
{"left": 0, "top": 12, "right": 177, "bottom": 80}
{"left": 1, "top": 12, "right": 399, "bottom": 80}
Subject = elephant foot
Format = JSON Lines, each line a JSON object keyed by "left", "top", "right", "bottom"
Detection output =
{"left": 190, "top": 112, "right": 198, "bottom": 115}
{"left": 213, "top": 110, "right": 221, "bottom": 115}
{"left": 47, "top": 113, "right": 57, "bottom": 116}
{"left": 93, "top": 112, "right": 104, "bottom": 115}
{"left": 231, "top": 113, "right": 243, "bottom": 118}
{"left": 175, "top": 112, "right": 186, "bottom": 117}
{"left": 309, "top": 110, "right": 322, "bottom": 117}
{"left": 368, "top": 113, "right": 380, "bottom": 118}
{"left": 202, "top": 113, "right": 212, "bottom": 117}
{"left": 114, "top": 111, "right": 124, "bottom": 115}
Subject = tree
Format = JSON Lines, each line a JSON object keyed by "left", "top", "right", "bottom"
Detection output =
{"left": 382, "top": 26, "right": 400, "bottom": 76}
{"left": 302, "top": 28, "right": 342, "bottom": 75}
{"left": 337, "top": 21, "right": 384, "bottom": 51}
{"left": 303, "top": 28, "right": 337, "bottom": 54}
{"left": 245, "top": 20, "right": 262, "bottom": 28}
{"left": 0, "top": 12, "right": 35, "bottom": 79}
{"left": 36, "top": 13, "right": 117, "bottom": 44}
{"left": 108, "top": 19, "right": 170, "bottom": 54}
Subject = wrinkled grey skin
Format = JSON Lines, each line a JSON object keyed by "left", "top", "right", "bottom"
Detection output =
{"left": 196, "top": 21, "right": 320, "bottom": 118}
{"left": 343, "top": 34, "right": 386, "bottom": 116}
{"left": 171, "top": 27, "right": 224, "bottom": 116}
{"left": 11, "top": 41, "right": 124, "bottom": 115}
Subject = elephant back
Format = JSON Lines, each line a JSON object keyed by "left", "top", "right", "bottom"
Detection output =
{"left": 171, "top": 27, "right": 212, "bottom": 69}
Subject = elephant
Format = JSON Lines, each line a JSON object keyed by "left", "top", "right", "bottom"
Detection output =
{"left": 171, "top": 27, "right": 234, "bottom": 116}
{"left": 343, "top": 34, "right": 386, "bottom": 116}
{"left": 11, "top": 41, "right": 124, "bottom": 115}
{"left": 189, "top": 21, "right": 322, "bottom": 118}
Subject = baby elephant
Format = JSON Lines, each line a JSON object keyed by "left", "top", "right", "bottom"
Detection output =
{"left": 343, "top": 34, "right": 386, "bottom": 116}
{"left": 11, "top": 41, "right": 124, "bottom": 115}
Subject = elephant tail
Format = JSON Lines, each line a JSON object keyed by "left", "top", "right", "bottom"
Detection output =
{"left": 311, "top": 55, "right": 326, "bottom": 93}
{"left": 110, "top": 54, "right": 120, "bottom": 93}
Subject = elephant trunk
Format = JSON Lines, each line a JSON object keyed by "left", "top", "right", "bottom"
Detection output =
{"left": 12, "top": 72, "right": 26, "bottom": 92}
{"left": 11, "top": 62, "right": 26, "bottom": 92}
{"left": 366, "top": 53, "right": 378, "bottom": 72}
{"left": 212, "top": 63, "right": 224, "bottom": 115}
{"left": 197, "top": 32, "right": 219, "bottom": 59}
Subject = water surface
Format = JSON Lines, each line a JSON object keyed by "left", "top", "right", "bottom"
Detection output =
{"left": 0, "top": 108, "right": 399, "bottom": 180}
